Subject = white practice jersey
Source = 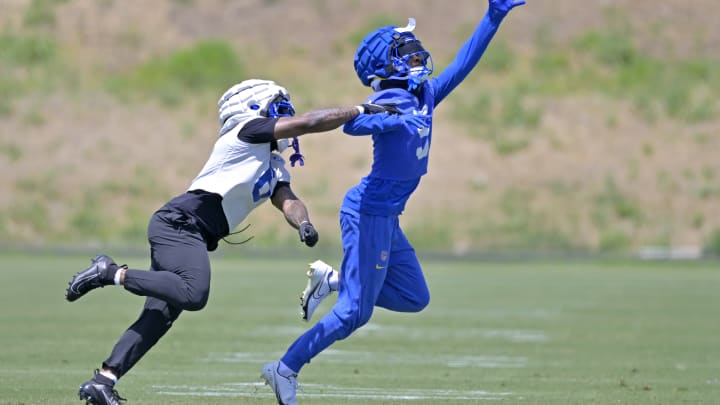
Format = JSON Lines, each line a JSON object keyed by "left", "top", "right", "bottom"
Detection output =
{"left": 188, "top": 124, "right": 291, "bottom": 231}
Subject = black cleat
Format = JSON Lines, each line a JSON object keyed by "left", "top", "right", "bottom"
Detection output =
{"left": 66, "top": 255, "right": 125, "bottom": 302}
{"left": 78, "top": 370, "right": 126, "bottom": 405}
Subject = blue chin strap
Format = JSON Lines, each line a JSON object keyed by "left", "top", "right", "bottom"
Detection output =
{"left": 406, "top": 62, "right": 433, "bottom": 91}
{"left": 268, "top": 97, "right": 304, "bottom": 167}
{"left": 289, "top": 137, "right": 304, "bottom": 167}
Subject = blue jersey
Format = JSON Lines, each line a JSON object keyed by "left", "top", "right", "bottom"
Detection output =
{"left": 342, "top": 12, "right": 503, "bottom": 216}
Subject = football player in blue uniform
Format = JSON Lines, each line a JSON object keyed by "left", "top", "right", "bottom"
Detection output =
{"left": 64, "top": 79, "right": 399, "bottom": 405}
{"left": 262, "top": 1, "right": 525, "bottom": 403}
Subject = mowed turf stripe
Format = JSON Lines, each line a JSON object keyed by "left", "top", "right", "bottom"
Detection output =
{"left": 202, "top": 350, "right": 528, "bottom": 368}
{"left": 242, "top": 323, "right": 548, "bottom": 342}
{"left": 155, "top": 382, "right": 513, "bottom": 401}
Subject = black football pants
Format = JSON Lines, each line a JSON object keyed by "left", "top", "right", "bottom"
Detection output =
{"left": 103, "top": 208, "right": 211, "bottom": 377}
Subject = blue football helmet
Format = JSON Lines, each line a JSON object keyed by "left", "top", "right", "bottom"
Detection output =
{"left": 353, "top": 18, "right": 433, "bottom": 91}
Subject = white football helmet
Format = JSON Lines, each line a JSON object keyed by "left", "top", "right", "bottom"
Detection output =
{"left": 218, "top": 79, "right": 294, "bottom": 135}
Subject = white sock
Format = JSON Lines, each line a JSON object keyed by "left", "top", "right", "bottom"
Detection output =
{"left": 99, "top": 370, "right": 118, "bottom": 384}
{"left": 277, "top": 361, "right": 297, "bottom": 377}
{"left": 113, "top": 269, "right": 123, "bottom": 285}
{"left": 328, "top": 270, "right": 339, "bottom": 291}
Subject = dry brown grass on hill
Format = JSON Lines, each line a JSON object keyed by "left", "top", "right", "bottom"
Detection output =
{"left": 1, "top": 0, "right": 720, "bottom": 252}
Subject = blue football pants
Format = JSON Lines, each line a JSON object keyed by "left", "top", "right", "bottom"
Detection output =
{"left": 281, "top": 210, "right": 430, "bottom": 372}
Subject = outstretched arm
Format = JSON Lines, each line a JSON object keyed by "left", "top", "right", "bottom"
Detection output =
{"left": 270, "top": 182, "right": 319, "bottom": 247}
{"left": 273, "top": 104, "right": 400, "bottom": 140}
{"left": 433, "top": 0, "right": 525, "bottom": 104}
{"left": 274, "top": 107, "right": 359, "bottom": 140}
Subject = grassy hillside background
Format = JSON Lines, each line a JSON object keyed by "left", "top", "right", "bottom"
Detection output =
{"left": 1, "top": 0, "right": 719, "bottom": 255}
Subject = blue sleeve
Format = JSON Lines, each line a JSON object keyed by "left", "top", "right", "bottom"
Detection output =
{"left": 432, "top": 10, "right": 504, "bottom": 105}
{"left": 343, "top": 89, "right": 413, "bottom": 135}
{"left": 343, "top": 114, "right": 404, "bottom": 136}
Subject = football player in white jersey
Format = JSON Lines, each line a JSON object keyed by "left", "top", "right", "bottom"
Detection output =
{"left": 64, "top": 79, "right": 399, "bottom": 405}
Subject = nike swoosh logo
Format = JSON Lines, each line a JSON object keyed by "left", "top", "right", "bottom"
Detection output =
{"left": 375, "top": 264, "right": 385, "bottom": 270}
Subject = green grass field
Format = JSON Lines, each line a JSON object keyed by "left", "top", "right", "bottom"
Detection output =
{"left": 0, "top": 251, "right": 718, "bottom": 404}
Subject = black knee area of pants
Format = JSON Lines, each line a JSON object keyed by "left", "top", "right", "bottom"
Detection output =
{"left": 102, "top": 303, "right": 182, "bottom": 377}
{"left": 182, "top": 295, "right": 208, "bottom": 311}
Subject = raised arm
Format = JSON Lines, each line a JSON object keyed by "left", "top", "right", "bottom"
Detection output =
{"left": 433, "top": 0, "right": 525, "bottom": 104}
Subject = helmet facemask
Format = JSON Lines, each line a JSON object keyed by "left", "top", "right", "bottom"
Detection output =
{"left": 266, "top": 94, "right": 296, "bottom": 118}
{"left": 389, "top": 32, "right": 433, "bottom": 91}
{"left": 267, "top": 95, "right": 304, "bottom": 167}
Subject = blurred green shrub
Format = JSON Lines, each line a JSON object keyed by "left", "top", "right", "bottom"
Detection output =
{"left": 107, "top": 40, "right": 244, "bottom": 106}
{"left": 0, "top": 143, "right": 22, "bottom": 161}
{"left": 594, "top": 177, "right": 643, "bottom": 224}
{"left": 598, "top": 229, "right": 630, "bottom": 252}
{"left": 0, "top": 32, "right": 64, "bottom": 114}
{"left": 575, "top": 28, "right": 720, "bottom": 124}
{"left": 481, "top": 40, "right": 516, "bottom": 72}
{"left": 702, "top": 228, "right": 720, "bottom": 257}
{"left": 451, "top": 82, "right": 538, "bottom": 155}
{"left": 23, "top": 0, "right": 69, "bottom": 28}
{"left": 0, "top": 33, "right": 57, "bottom": 66}
{"left": 347, "top": 15, "right": 400, "bottom": 47}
